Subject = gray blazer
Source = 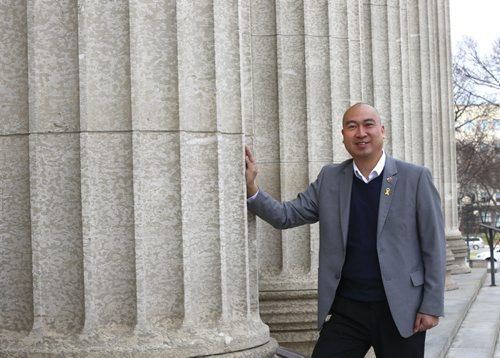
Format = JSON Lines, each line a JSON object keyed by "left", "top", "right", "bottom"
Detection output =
{"left": 248, "top": 155, "right": 446, "bottom": 338}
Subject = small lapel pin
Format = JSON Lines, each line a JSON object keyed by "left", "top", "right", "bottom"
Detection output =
{"left": 384, "top": 188, "right": 391, "bottom": 196}
{"left": 387, "top": 176, "right": 393, "bottom": 184}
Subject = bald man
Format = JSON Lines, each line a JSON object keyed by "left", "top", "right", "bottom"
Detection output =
{"left": 245, "top": 103, "right": 446, "bottom": 357}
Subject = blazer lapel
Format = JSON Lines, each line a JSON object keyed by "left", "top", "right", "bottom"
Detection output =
{"left": 339, "top": 161, "right": 353, "bottom": 247}
{"left": 377, "top": 155, "right": 398, "bottom": 238}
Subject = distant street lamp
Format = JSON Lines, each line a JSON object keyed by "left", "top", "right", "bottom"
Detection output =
{"left": 461, "top": 194, "right": 479, "bottom": 266}
{"left": 480, "top": 224, "right": 500, "bottom": 286}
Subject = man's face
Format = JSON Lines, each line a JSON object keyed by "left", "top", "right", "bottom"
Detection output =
{"left": 341, "top": 104, "right": 385, "bottom": 162}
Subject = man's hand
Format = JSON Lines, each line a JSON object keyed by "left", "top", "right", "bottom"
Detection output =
{"left": 245, "top": 145, "right": 259, "bottom": 197}
{"left": 413, "top": 313, "right": 439, "bottom": 333}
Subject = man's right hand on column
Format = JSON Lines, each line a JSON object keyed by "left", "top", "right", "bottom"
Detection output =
{"left": 245, "top": 145, "right": 259, "bottom": 198}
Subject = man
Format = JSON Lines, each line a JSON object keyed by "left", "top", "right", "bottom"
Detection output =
{"left": 245, "top": 103, "right": 446, "bottom": 357}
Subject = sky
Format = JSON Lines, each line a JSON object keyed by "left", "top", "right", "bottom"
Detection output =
{"left": 449, "top": 0, "right": 500, "bottom": 55}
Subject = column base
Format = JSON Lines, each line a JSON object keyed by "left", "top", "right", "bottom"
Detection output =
{"left": 259, "top": 289, "right": 318, "bottom": 357}
{"left": 0, "top": 341, "right": 278, "bottom": 358}
{"left": 447, "top": 232, "right": 471, "bottom": 275}
{"left": 445, "top": 244, "right": 459, "bottom": 290}
{"left": 0, "top": 322, "right": 278, "bottom": 358}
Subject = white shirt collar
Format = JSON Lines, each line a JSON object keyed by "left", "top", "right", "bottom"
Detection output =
{"left": 353, "top": 151, "right": 386, "bottom": 183}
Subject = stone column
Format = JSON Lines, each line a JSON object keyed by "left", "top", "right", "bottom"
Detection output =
{"left": 0, "top": 0, "right": 276, "bottom": 356}
{"left": 249, "top": 0, "right": 460, "bottom": 355}
{"left": 435, "top": 0, "right": 469, "bottom": 274}
{"left": 248, "top": 1, "right": 333, "bottom": 354}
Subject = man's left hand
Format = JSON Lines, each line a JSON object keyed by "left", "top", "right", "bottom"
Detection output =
{"left": 413, "top": 313, "right": 439, "bottom": 333}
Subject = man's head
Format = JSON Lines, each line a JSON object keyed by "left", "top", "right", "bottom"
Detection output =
{"left": 341, "top": 103, "right": 385, "bottom": 164}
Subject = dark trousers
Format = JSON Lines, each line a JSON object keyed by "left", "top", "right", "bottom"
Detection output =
{"left": 311, "top": 296, "right": 426, "bottom": 358}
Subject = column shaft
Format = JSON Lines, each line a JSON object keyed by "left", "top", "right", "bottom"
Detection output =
{"left": 0, "top": 0, "right": 32, "bottom": 333}
{"left": 435, "top": 0, "right": 469, "bottom": 274}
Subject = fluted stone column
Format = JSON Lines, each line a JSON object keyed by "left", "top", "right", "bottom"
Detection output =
{"left": 405, "top": 0, "right": 464, "bottom": 282}
{"left": 436, "top": 0, "right": 469, "bottom": 274}
{"left": 0, "top": 1, "right": 277, "bottom": 356}
{"left": 249, "top": 0, "right": 460, "bottom": 355}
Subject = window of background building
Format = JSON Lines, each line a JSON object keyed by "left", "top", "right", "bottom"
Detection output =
{"left": 494, "top": 118, "right": 500, "bottom": 133}
{"left": 481, "top": 211, "right": 492, "bottom": 223}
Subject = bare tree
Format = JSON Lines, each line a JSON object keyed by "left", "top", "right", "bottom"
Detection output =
{"left": 456, "top": 124, "right": 499, "bottom": 200}
{"left": 453, "top": 37, "right": 500, "bottom": 130}
{"left": 454, "top": 37, "right": 500, "bottom": 231}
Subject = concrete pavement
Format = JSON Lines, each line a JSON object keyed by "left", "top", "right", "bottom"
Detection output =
{"left": 426, "top": 268, "right": 500, "bottom": 358}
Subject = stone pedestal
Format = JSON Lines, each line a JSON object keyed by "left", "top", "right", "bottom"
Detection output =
{"left": 260, "top": 290, "right": 318, "bottom": 355}
{"left": 448, "top": 232, "right": 471, "bottom": 274}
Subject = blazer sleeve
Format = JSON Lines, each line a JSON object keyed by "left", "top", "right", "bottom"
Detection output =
{"left": 247, "top": 167, "right": 324, "bottom": 229}
{"left": 416, "top": 167, "right": 446, "bottom": 316}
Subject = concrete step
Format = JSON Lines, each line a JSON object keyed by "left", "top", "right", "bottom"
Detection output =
{"left": 425, "top": 268, "right": 487, "bottom": 358}
{"left": 494, "top": 328, "right": 500, "bottom": 358}
{"left": 444, "top": 271, "right": 500, "bottom": 358}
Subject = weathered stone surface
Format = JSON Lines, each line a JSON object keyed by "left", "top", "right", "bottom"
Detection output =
{"left": 30, "top": 133, "right": 84, "bottom": 334}
{"left": 0, "top": 0, "right": 460, "bottom": 357}
{"left": 0, "top": 1, "right": 28, "bottom": 135}
{"left": 0, "top": 0, "right": 276, "bottom": 356}
{"left": 0, "top": 136, "right": 32, "bottom": 332}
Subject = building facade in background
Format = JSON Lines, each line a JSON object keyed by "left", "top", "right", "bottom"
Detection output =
{"left": 0, "top": 1, "right": 463, "bottom": 356}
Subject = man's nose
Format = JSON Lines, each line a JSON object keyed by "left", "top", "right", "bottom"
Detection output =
{"left": 355, "top": 127, "right": 366, "bottom": 137}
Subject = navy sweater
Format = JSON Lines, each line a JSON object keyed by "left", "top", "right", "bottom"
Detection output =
{"left": 337, "top": 172, "right": 386, "bottom": 302}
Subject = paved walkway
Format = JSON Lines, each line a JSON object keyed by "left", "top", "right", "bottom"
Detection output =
{"left": 426, "top": 268, "right": 500, "bottom": 358}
